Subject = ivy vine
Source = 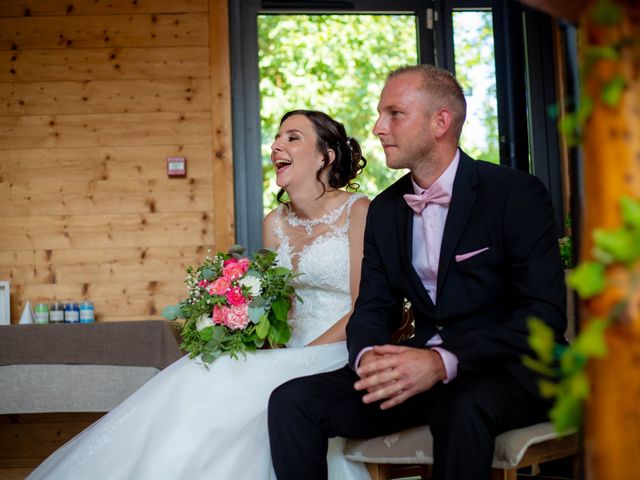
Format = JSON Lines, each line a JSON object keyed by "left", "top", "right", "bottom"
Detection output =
{"left": 525, "top": 0, "right": 639, "bottom": 433}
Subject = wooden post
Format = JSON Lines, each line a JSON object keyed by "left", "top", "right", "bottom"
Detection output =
{"left": 209, "top": 0, "right": 236, "bottom": 250}
{"left": 579, "top": 1, "right": 640, "bottom": 479}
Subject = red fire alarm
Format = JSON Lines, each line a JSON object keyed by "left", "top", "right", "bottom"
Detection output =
{"left": 167, "top": 156, "right": 186, "bottom": 177}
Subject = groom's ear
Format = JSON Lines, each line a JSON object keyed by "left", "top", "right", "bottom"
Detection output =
{"left": 432, "top": 108, "right": 453, "bottom": 139}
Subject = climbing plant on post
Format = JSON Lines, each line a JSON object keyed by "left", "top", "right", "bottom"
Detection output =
{"left": 578, "top": 1, "right": 640, "bottom": 478}
{"left": 519, "top": 0, "right": 639, "bottom": 477}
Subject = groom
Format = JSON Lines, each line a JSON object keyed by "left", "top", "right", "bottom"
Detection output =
{"left": 268, "top": 65, "right": 567, "bottom": 480}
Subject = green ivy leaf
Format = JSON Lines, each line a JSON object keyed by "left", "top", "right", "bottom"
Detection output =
{"left": 538, "top": 379, "right": 559, "bottom": 399}
{"left": 620, "top": 196, "right": 640, "bottom": 229}
{"left": 566, "top": 262, "right": 606, "bottom": 298}
{"left": 522, "top": 355, "right": 557, "bottom": 377}
{"left": 590, "top": 0, "right": 622, "bottom": 25}
{"left": 601, "top": 74, "right": 626, "bottom": 107}
{"left": 567, "top": 370, "right": 590, "bottom": 399}
{"left": 576, "top": 94, "right": 593, "bottom": 125}
{"left": 549, "top": 394, "right": 583, "bottom": 433}
{"left": 559, "top": 349, "right": 587, "bottom": 376}
{"left": 573, "top": 318, "right": 609, "bottom": 358}
{"left": 584, "top": 45, "right": 619, "bottom": 62}
{"left": 527, "top": 317, "right": 555, "bottom": 364}
{"left": 593, "top": 227, "right": 640, "bottom": 263}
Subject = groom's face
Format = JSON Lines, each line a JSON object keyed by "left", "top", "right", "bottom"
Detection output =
{"left": 373, "top": 72, "right": 435, "bottom": 171}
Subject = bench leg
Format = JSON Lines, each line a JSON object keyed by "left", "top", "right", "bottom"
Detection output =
{"left": 490, "top": 468, "right": 517, "bottom": 480}
{"left": 366, "top": 463, "right": 390, "bottom": 480}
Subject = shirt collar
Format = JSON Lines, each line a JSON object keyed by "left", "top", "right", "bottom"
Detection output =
{"left": 410, "top": 149, "right": 460, "bottom": 196}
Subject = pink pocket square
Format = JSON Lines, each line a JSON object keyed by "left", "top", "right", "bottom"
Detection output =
{"left": 455, "top": 247, "right": 489, "bottom": 263}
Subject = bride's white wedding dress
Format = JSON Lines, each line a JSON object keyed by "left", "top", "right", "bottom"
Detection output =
{"left": 29, "top": 193, "right": 370, "bottom": 480}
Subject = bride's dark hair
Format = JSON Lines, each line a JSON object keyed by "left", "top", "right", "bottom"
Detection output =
{"left": 276, "top": 110, "right": 367, "bottom": 204}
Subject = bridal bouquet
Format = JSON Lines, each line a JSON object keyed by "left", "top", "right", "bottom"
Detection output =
{"left": 162, "top": 246, "right": 296, "bottom": 364}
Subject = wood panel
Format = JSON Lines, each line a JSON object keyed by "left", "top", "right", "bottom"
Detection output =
{"left": 3, "top": 178, "right": 213, "bottom": 216}
{"left": 0, "top": 213, "right": 214, "bottom": 250}
{"left": 0, "top": 46, "right": 209, "bottom": 82}
{"left": 0, "top": 79, "right": 210, "bottom": 115}
{"left": 0, "top": 145, "right": 211, "bottom": 182}
{"left": 0, "top": 413, "right": 104, "bottom": 470}
{"left": 0, "top": 246, "right": 207, "bottom": 285}
{"left": 0, "top": 0, "right": 207, "bottom": 17}
{"left": 0, "top": 0, "right": 235, "bottom": 325}
{"left": 0, "top": 111, "right": 211, "bottom": 149}
{"left": 0, "top": 14, "right": 208, "bottom": 50}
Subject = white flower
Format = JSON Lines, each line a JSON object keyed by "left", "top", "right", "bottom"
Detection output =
{"left": 238, "top": 275, "right": 262, "bottom": 297}
{"left": 195, "top": 314, "right": 214, "bottom": 331}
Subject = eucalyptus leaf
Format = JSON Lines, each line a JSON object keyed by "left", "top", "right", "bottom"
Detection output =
{"left": 249, "top": 297, "right": 266, "bottom": 308}
{"left": 248, "top": 305, "right": 267, "bottom": 324}
{"left": 161, "top": 304, "right": 182, "bottom": 321}
{"left": 228, "top": 244, "right": 247, "bottom": 256}
{"left": 202, "top": 268, "right": 216, "bottom": 280}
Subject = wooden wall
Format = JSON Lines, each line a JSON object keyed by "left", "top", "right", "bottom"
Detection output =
{"left": 0, "top": 0, "right": 235, "bottom": 323}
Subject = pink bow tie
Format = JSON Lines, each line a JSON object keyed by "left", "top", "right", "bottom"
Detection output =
{"left": 403, "top": 182, "right": 451, "bottom": 213}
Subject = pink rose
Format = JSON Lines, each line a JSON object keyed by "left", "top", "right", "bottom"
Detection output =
{"left": 198, "top": 280, "right": 209, "bottom": 288}
{"left": 237, "top": 258, "right": 250, "bottom": 270}
{"left": 212, "top": 304, "right": 228, "bottom": 326}
{"left": 225, "top": 304, "right": 249, "bottom": 330}
{"left": 223, "top": 258, "right": 249, "bottom": 280}
{"left": 208, "top": 276, "right": 231, "bottom": 296}
{"left": 226, "top": 286, "right": 246, "bottom": 306}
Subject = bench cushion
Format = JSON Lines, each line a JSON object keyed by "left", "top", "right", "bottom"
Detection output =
{"left": 343, "top": 422, "right": 575, "bottom": 469}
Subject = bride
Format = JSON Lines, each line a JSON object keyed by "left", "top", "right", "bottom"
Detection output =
{"left": 28, "top": 110, "right": 372, "bottom": 480}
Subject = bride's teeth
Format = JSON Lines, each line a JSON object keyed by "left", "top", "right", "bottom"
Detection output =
{"left": 274, "top": 159, "right": 292, "bottom": 169}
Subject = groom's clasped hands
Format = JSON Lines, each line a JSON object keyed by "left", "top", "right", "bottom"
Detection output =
{"left": 355, "top": 345, "right": 446, "bottom": 410}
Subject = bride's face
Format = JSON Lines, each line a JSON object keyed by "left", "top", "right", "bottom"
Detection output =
{"left": 271, "top": 115, "right": 328, "bottom": 191}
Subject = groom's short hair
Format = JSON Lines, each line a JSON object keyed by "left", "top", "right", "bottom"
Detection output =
{"left": 387, "top": 64, "right": 467, "bottom": 141}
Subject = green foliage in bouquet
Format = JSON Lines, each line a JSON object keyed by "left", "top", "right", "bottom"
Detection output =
{"left": 162, "top": 246, "right": 298, "bottom": 364}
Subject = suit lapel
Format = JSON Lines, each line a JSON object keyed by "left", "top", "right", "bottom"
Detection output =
{"left": 395, "top": 174, "right": 436, "bottom": 309}
{"left": 436, "top": 152, "right": 479, "bottom": 299}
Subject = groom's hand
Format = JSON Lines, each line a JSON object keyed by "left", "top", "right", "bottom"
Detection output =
{"left": 354, "top": 345, "right": 446, "bottom": 410}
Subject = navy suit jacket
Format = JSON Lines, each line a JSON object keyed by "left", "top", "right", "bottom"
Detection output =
{"left": 346, "top": 151, "right": 567, "bottom": 394}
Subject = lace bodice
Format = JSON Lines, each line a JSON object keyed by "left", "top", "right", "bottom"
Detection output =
{"left": 275, "top": 193, "right": 366, "bottom": 347}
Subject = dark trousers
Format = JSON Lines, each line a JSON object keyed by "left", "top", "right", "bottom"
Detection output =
{"left": 268, "top": 365, "right": 549, "bottom": 480}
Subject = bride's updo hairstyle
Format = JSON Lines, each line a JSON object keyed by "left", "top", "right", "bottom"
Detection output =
{"left": 277, "top": 110, "right": 367, "bottom": 202}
